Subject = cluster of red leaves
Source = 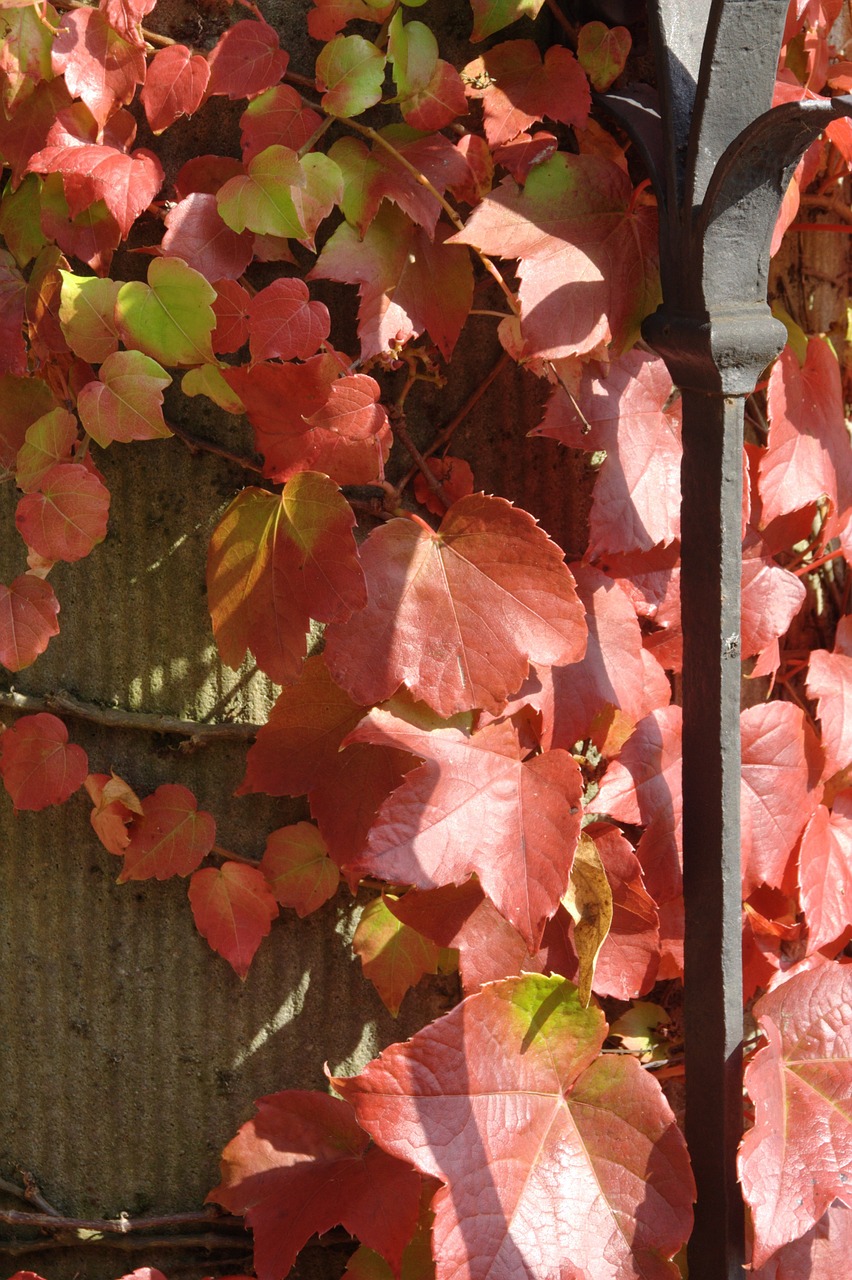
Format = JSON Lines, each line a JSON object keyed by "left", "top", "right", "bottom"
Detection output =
{"left": 2, "top": 0, "right": 852, "bottom": 1278}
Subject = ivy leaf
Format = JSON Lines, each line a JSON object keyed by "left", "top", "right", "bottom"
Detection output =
{"left": 248, "top": 278, "right": 330, "bottom": 362}
{"left": 288, "top": 152, "right": 344, "bottom": 250}
{"left": 806, "top": 617, "right": 852, "bottom": 780}
{"left": 450, "top": 153, "right": 659, "bottom": 359}
{"left": 58, "top": 271, "right": 121, "bottom": 364}
{"left": 27, "top": 134, "right": 164, "bottom": 240}
{"left": 797, "top": 798, "right": 852, "bottom": 954}
{"left": 562, "top": 832, "right": 613, "bottom": 1007}
{"left": 588, "top": 822, "right": 660, "bottom": 1001}
{"left": 76, "top": 351, "right": 172, "bottom": 447}
{"left": 752, "top": 1202, "right": 852, "bottom": 1279}
{"left": 353, "top": 895, "right": 443, "bottom": 1015}
{"left": 413, "top": 456, "right": 475, "bottom": 517}
{"left": 206, "top": 475, "right": 367, "bottom": 687}
{"left": 0, "top": 574, "right": 60, "bottom": 672}
{"left": 0, "top": 375, "right": 58, "bottom": 472}
{"left": 85, "top": 770, "right": 142, "bottom": 857}
{"left": 141, "top": 44, "right": 210, "bottom": 134}
{"left": 260, "top": 822, "right": 340, "bottom": 917}
{"left": 308, "top": 1, "right": 394, "bottom": 42}
{"left": 316, "top": 35, "right": 386, "bottom": 118}
{"left": 577, "top": 21, "right": 632, "bottom": 91}
{"left": 0, "top": 712, "right": 88, "bottom": 812}
{"left": 240, "top": 85, "right": 322, "bottom": 162}
{"left": 334, "top": 974, "right": 694, "bottom": 1280}
{"left": 0, "top": 248, "right": 26, "bottom": 377}
{"left": 465, "top": 41, "right": 590, "bottom": 147}
{"left": 208, "top": 1091, "right": 422, "bottom": 1279}
{"left": 161, "top": 193, "right": 255, "bottom": 283}
{"left": 118, "top": 783, "right": 216, "bottom": 882}
{"left": 206, "top": 19, "right": 289, "bottom": 100}
{"left": 344, "top": 711, "right": 583, "bottom": 949}
{"left": 0, "top": 3, "right": 55, "bottom": 114}
{"left": 531, "top": 351, "right": 681, "bottom": 555}
{"left": 388, "top": 14, "right": 466, "bottom": 131}
{"left": 40, "top": 177, "right": 122, "bottom": 275}
{"left": 212, "top": 279, "right": 251, "bottom": 354}
{"left": 311, "top": 204, "right": 473, "bottom": 360}
{"left": 329, "top": 131, "right": 470, "bottom": 237}
{"left": 740, "top": 963, "right": 852, "bottom": 1268}
{"left": 115, "top": 258, "right": 216, "bottom": 366}
{"left": 101, "top": 0, "right": 157, "bottom": 47}
{"left": 324, "top": 494, "right": 586, "bottom": 717}
{"left": 469, "top": 0, "right": 546, "bottom": 40}
{"left": 188, "top": 862, "right": 279, "bottom": 978}
{"left": 52, "top": 9, "right": 146, "bottom": 129}
{"left": 15, "top": 462, "right": 110, "bottom": 563}
{"left": 15, "top": 408, "right": 78, "bottom": 493}
{"left": 0, "top": 175, "right": 47, "bottom": 269}
{"left": 0, "top": 76, "right": 72, "bottom": 188}
{"left": 304, "top": 374, "right": 388, "bottom": 440}
{"left": 216, "top": 145, "right": 307, "bottom": 240}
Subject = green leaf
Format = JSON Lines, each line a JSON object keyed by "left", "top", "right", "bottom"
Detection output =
{"left": 388, "top": 13, "right": 437, "bottom": 99}
{"left": 216, "top": 145, "right": 307, "bottom": 239}
{"left": 59, "top": 271, "right": 121, "bottom": 364}
{"left": 0, "top": 175, "right": 46, "bottom": 267}
{"left": 316, "top": 35, "right": 386, "bottom": 118}
{"left": 182, "top": 364, "right": 245, "bottom": 414}
{"left": 260, "top": 822, "right": 340, "bottom": 918}
{"left": 353, "top": 895, "right": 442, "bottom": 1016}
{"left": 15, "top": 408, "right": 78, "bottom": 493}
{"left": 469, "top": 0, "right": 546, "bottom": 41}
{"left": 115, "top": 258, "right": 216, "bottom": 367}
{"left": 77, "top": 351, "right": 173, "bottom": 447}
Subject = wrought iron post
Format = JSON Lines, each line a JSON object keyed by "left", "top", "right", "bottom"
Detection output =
{"left": 593, "top": 3, "right": 852, "bottom": 1277}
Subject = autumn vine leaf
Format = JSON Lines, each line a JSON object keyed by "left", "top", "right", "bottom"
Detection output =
{"left": 468, "top": 0, "right": 546, "bottom": 41}
{"left": 206, "top": 19, "right": 289, "bottom": 101}
{"left": 188, "top": 862, "right": 279, "bottom": 978}
{"left": 333, "top": 974, "right": 694, "bottom": 1280}
{"left": 260, "top": 822, "right": 340, "bottom": 918}
{"left": 316, "top": 35, "right": 386, "bottom": 118}
{"left": 15, "top": 461, "right": 110, "bottom": 563}
{"left": 0, "top": 712, "right": 88, "bottom": 812}
{"left": 15, "top": 407, "right": 78, "bottom": 493}
{"left": 76, "top": 351, "right": 173, "bottom": 447}
{"left": 115, "top": 257, "right": 216, "bottom": 366}
{"left": 353, "top": 895, "right": 443, "bottom": 1015}
{"left": 0, "top": 575, "right": 60, "bottom": 672}
{"left": 118, "top": 783, "right": 216, "bottom": 882}
{"left": 141, "top": 45, "right": 210, "bottom": 135}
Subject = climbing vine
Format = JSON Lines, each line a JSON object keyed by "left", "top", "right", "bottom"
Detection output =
{"left": 2, "top": 0, "right": 852, "bottom": 1276}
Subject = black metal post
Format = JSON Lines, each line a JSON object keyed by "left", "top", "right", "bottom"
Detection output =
{"left": 591, "top": 2, "right": 852, "bottom": 1276}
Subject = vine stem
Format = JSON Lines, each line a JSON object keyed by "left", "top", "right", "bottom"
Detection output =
{"left": 0, "top": 1207, "right": 242, "bottom": 1235}
{"left": 0, "top": 690, "right": 260, "bottom": 744}
{"left": 543, "top": 0, "right": 578, "bottom": 41}
{"left": 391, "top": 412, "right": 453, "bottom": 508}
{"left": 168, "top": 420, "right": 264, "bottom": 475}
{"left": 794, "top": 546, "right": 846, "bottom": 576}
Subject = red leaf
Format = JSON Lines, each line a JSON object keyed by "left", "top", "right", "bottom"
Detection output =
{"left": 175, "top": 155, "right": 243, "bottom": 200}
{"left": 0, "top": 248, "right": 27, "bottom": 376}
{"left": 118, "top": 783, "right": 216, "bottom": 882}
{"left": 247, "top": 278, "right": 330, "bottom": 362}
{"left": 353, "top": 895, "right": 443, "bottom": 1015}
{"left": 412, "top": 456, "right": 475, "bottom": 516}
{"left": 760, "top": 339, "right": 852, "bottom": 523}
{"left": 0, "top": 712, "right": 88, "bottom": 811}
{"left": 100, "top": 0, "right": 157, "bottom": 46}
{"left": 400, "top": 58, "right": 467, "bottom": 132}
{"left": 223, "top": 359, "right": 392, "bottom": 487}
{"left": 311, "top": 205, "right": 473, "bottom": 361}
{"left": 334, "top": 974, "right": 694, "bottom": 1280}
{"left": 260, "top": 822, "right": 340, "bottom": 917}
{"left": 28, "top": 136, "right": 164, "bottom": 240}
{"left": 344, "top": 710, "right": 583, "bottom": 950}
{"left": 450, "top": 154, "right": 659, "bottom": 359}
{"left": 589, "top": 822, "right": 660, "bottom": 1000}
{"left": 797, "top": 796, "right": 852, "bottom": 954}
{"left": 324, "top": 494, "right": 586, "bottom": 717}
{"left": 206, "top": 476, "right": 366, "bottom": 687}
{"left": 741, "top": 702, "right": 823, "bottom": 895}
{"left": 304, "top": 373, "right": 388, "bottom": 440}
{"left": 741, "top": 532, "right": 806, "bottom": 664}
{"left": 739, "top": 962, "right": 852, "bottom": 1267}
{"left": 752, "top": 1202, "right": 852, "bottom": 1279}
{"left": 492, "top": 129, "right": 558, "bottom": 183}
{"left": 330, "top": 132, "right": 471, "bottom": 238}
{"left": 188, "top": 862, "right": 279, "bottom": 978}
{"left": 212, "top": 279, "right": 251, "bottom": 355}
{"left": 0, "top": 574, "right": 60, "bottom": 671}
{"left": 240, "top": 85, "right": 322, "bottom": 163}
{"left": 0, "top": 374, "right": 58, "bottom": 471}
{"left": 532, "top": 351, "right": 681, "bottom": 555}
{"left": 806, "top": 618, "right": 852, "bottom": 780}
{"left": 52, "top": 9, "right": 146, "bottom": 129}
{"left": 465, "top": 41, "right": 590, "bottom": 147}
{"left": 0, "top": 77, "right": 73, "bottom": 188}
{"left": 308, "top": 0, "right": 393, "bottom": 41}
{"left": 16, "top": 407, "right": 78, "bottom": 494}
{"left": 76, "top": 351, "right": 171, "bottom": 447}
{"left": 161, "top": 193, "right": 254, "bottom": 282}
{"left": 85, "top": 770, "right": 142, "bottom": 856}
{"left": 141, "top": 44, "right": 210, "bottom": 134}
{"left": 15, "top": 462, "right": 110, "bottom": 563}
{"left": 207, "top": 20, "right": 289, "bottom": 101}
{"left": 208, "top": 1091, "right": 421, "bottom": 1277}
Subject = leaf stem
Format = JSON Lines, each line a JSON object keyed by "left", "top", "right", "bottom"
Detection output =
{"left": 211, "top": 843, "right": 263, "bottom": 868}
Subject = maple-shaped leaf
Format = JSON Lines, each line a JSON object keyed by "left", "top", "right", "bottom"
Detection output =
{"left": 260, "top": 821, "right": 340, "bottom": 917}
{"left": 208, "top": 1091, "right": 422, "bottom": 1278}
{"left": 806, "top": 618, "right": 852, "bottom": 780}
{"left": 16, "top": 408, "right": 78, "bottom": 494}
{"left": 760, "top": 339, "right": 852, "bottom": 524}
{"left": 316, "top": 34, "right": 386, "bottom": 118}
{"left": 161, "top": 193, "right": 254, "bottom": 283}
{"left": 577, "top": 21, "right": 632, "bottom": 91}
{"left": 0, "top": 712, "right": 88, "bottom": 811}
{"left": 118, "top": 783, "right": 216, "bottom": 882}
{"left": 76, "top": 351, "right": 172, "bottom": 447}
{"left": 207, "top": 20, "right": 289, "bottom": 100}
{"left": 741, "top": 701, "right": 823, "bottom": 895}
{"left": 15, "top": 462, "right": 110, "bottom": 563}
{"left": 141, "top": 44, "right": 210, "bottom": 134}
{"left": 451, "top": 153, "right": 659, "bottom": 359}
{"left": 311, "top": 204, "right": 473, "bottom": 360}
{"left": 330, "top": 131, "right": 470, "bottom": 238}
{"left": 335, "top": 973, "right": 694, "bottom": 1280}
{"left": 212, "top": 279, "right": 251, "bottom": 355}
{"left": 752, "top": 1202, "right": 852, "bottom": 1280}
{"left": 240, "top": 85, "right": 322, "bottom": 163}
{"left": 353, "top": 895, "right": 443, "bottom": 1015}
{"left": 223, "top": 358, "right": 392, "bottom": 487}
{"left": 0, "top": 375, "right": 58, "bottom": 473}
{"left": 532, "top": 351, "right": 681, "bottom": 555}
{"left": 85, "top": 770, "right": 143, "bottom": 856}
{"left": 115, "top": 258, "right": 216, "bottom": 366}
{"left": 739, "top": 962, "right": 852, "bottom": 1267}
{"left": 216, "top": 145, "right": 307, "bottom": 241}
{"left": 52, "top": 9, "right": 146, "bottom": 129}
{"left": 797, "top": 798, "right": 852, "bottom": 954}
{"left": 206, "top": 475, "right": 366, "bottom": 687}
{"left": 324, "top": 494, "right": 586, "bottom": 716}
{"left": 189, "top": 862, "right": 279, "bottom": 978}
{"left": 466, "top": 41, "right": 589, "bottom": 148}
{"left": 58, "top": 272, "right": 121, "bottom": 364}
{"left": 0, "top": 574, "right": 60, "bottom": 671}
{"left": 238, "top": 655, "right": 416, "bottom": 870}
{"left": 469, "top": 0, "right": 546, "bottom": 40}
{"left": 343, "top": 710, "right": 583, "bottom": 949}
{"left": 248, "top": 278, "right": 330, "bottom": 362}
{"left": 27, "top": 134, "right": 163, "bottom": 240}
